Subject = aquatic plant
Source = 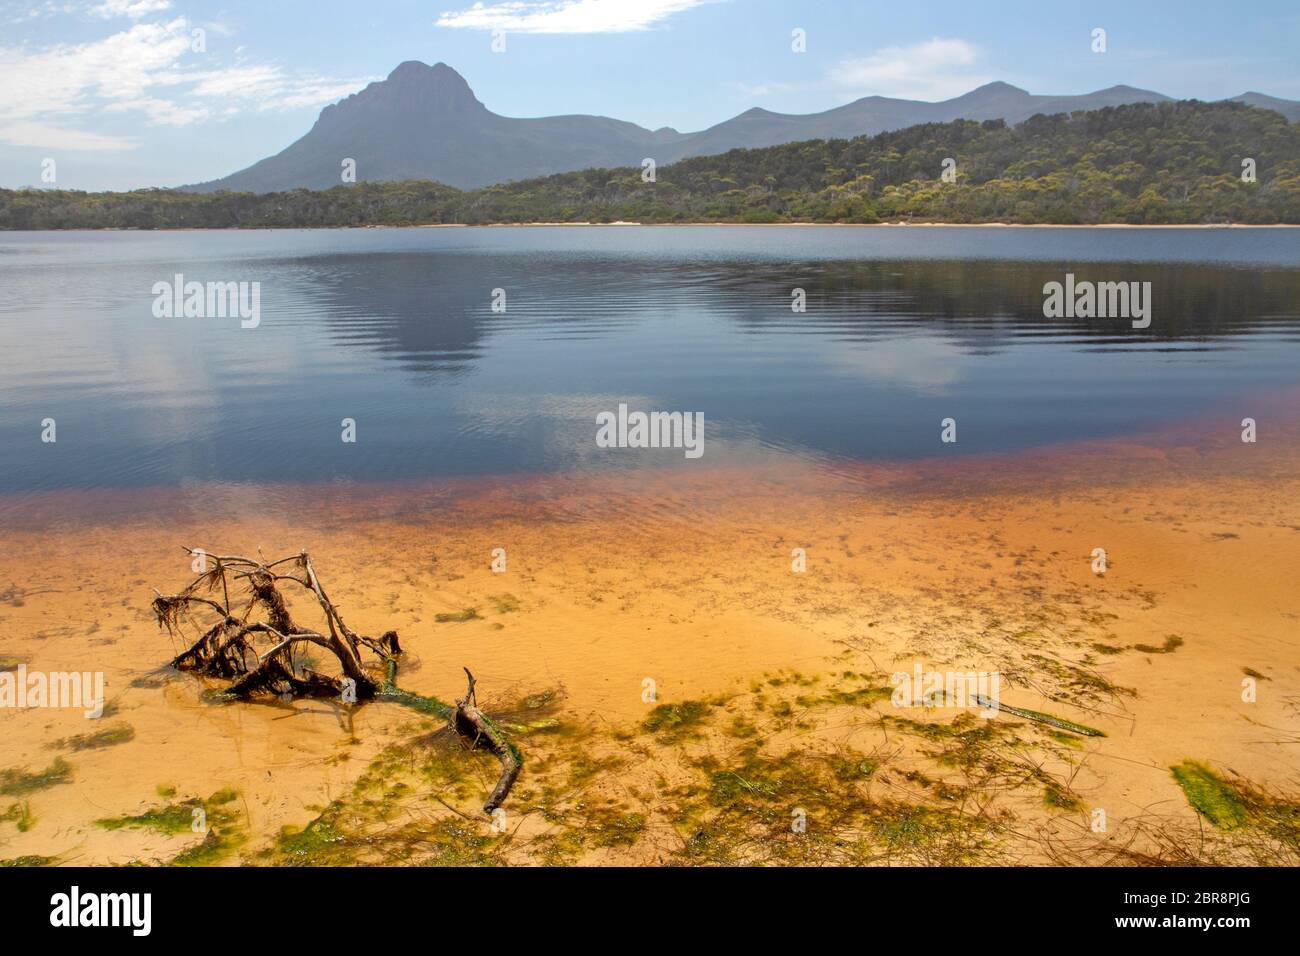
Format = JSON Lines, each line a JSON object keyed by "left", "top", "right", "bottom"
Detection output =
{"left": 0, "top": 757, "right": 72, "bottom": 796}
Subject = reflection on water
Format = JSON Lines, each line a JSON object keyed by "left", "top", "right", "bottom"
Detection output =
{"left": 1, "top": 226, "right": 1298, "bottom": 493}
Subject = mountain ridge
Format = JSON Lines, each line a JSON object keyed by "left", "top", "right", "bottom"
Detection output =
{"left": 13, "top": 99, "right": 1300, "bottom": 228}
{"left": 185, "top": 61, "right": 1300, "bottom": 194}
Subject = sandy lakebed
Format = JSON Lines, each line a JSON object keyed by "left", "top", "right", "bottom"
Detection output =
{"left": 1, "top": 400, "right": 1297, "bottom": 867}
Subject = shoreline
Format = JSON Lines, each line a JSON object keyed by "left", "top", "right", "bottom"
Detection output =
{"left": 6, "top": 221, "right": 1300, "bottom": 234}
{"left": 430, "top": 221, "right": 1300, "bottom": 229}
{"left": 4, "top": 392, "right": 1297, "bottom": 527}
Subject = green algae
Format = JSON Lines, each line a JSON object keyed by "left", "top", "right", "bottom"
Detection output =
{"left": 0, "top": 757, "right": 71, "bottom": 796}
{"left": 435, "top": 607, "right": 481, "bottom": 623}
{"left": 48, "top": 723, "right": 135, "bottom": 752}
{"left": 641, "top": 700, "right": 709, "bottom": 741}
{"left": 1171, "top": 760, "right": 1250, "bottom": 830}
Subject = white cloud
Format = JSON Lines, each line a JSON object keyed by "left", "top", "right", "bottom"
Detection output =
{"left": 0, "top": 19, "right": 195, "bottom": 122}
{"left": 0, "top": 17, "right": 374, "bottom": 149}
{"left": 90, "top": 0, "right": 172, "bottom": 19}
{"left": 0, "top": 120, "right": 134, "bottom": 150}
{"left": 102, "top": 95, "right": 210, "bottom": 125}
{"left": 734, "top": 78, "right": 796, "bottom": 99}
{"left": 823, "top": 336, "right": 968, "bottom": 392}
{"left": 7, "top": 2, "right": 78, "bottom": 24}
{"left": 828, "top": 38, "right": 992, "bottom": 102}
{"left": 436, "top": 0, "right": 712, "bottom": 34}
{"left": 184, "top": 66, "right": 371, "bottom": 111}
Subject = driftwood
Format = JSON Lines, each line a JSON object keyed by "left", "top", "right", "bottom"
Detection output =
{"left": 451, "top": 668, "right": 522, "bottom": 814}
{"left": 973, "top": 694, "right": 1106, "bottom": 738}
{"left": 153, "top": 548, "right": 520, "bottom": 812}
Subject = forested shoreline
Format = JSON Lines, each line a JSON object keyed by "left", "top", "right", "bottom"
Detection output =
{"left": 3, "top": 101, "right": 1298, "bottom": 229}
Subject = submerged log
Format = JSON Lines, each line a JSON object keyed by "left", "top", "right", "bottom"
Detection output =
{"left": 973, "top": 694, "right": 1106, "bottom": 737}
{"left": 153, "top": 548, "right": 520, "bottom": 813}
{"left": 450, "top": 668, "right": 522, "bottom": 814}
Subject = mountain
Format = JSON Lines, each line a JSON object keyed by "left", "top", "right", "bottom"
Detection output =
{"left": 670, "top": 82, "right": 1176, "bottom": 157}
{"left": 187, "top": 61, "right": 689, "bottom": 192}
{"left": 1231, "top": 92, "right": 1300, "bottom": 122}
{"left": 185, "top": 62, "right": 1299, "bottom": 193}
{"left": 14, "top": 101, "right": 1300, "bottom": 228}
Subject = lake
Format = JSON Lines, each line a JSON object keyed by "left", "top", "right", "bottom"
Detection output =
{"left": 3, "top": 226, "right": 1300, "bottom": 870}
{"left": 2, "top": 226, "right": 1298, "bottom": 494}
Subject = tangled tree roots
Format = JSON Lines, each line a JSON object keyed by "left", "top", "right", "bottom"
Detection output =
{"left": 153, "top": 548, "right": 520, "bottom": 813}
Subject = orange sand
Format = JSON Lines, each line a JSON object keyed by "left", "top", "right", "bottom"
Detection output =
{"left": 1, "top": 409, "right": 1297, "bottom": 864}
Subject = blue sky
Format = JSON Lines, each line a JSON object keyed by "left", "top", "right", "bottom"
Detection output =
{"left": 2, "top": 0, "right": 1298, "bottom": 191}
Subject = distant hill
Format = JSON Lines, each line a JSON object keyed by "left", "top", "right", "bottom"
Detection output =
{"left": 12, "top": 101, "right": 1299, "bottom": 228}
{"left": 671, "top": 82, "right": 1174, "bottom": 157}
{"left": 184, "top": 62, "right": 1298, "bottom": 193}
{"left": 1230, "top": 92, "right": 1300, "bottom": 122}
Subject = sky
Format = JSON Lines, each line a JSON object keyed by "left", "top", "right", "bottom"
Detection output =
{"left": 2, "top": 0, "right": 1298, "bottom": 191}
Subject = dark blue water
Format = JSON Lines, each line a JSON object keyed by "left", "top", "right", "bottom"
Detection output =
{"left": 2, "top": 226, "right": 1298, "bottom": 491}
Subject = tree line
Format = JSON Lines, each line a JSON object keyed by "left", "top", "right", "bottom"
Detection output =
{"left": 3, "top": 101, "right": 1298, "bottom": 229}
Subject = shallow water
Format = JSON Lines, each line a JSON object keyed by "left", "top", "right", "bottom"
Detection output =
{"left": 1, "top": 432, "right": 1298, "bottom": 865}
{"left": 2, "top": 226, "right": 1299, "bottom": 498}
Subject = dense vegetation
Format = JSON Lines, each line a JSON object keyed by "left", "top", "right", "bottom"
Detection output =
{"left": 3, "top": 101, "right": 1298, "bottom": 229}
